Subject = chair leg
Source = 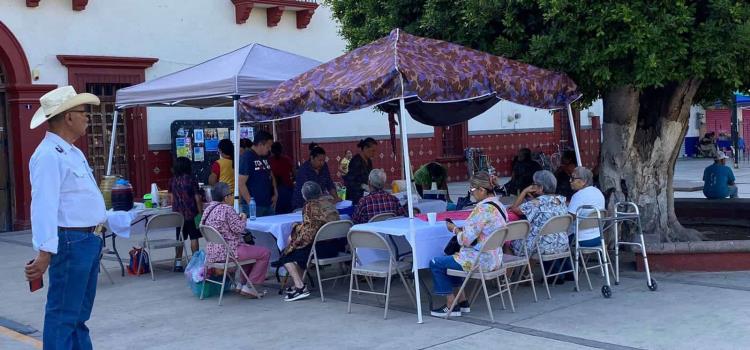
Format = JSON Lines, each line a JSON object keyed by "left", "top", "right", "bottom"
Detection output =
{"left": 447, "top": 273, "right": 473, "bottom": 321}
{"left": 569, "top": 253, "right": 580, "bottom": 293}
{"left": 347, "top": 272, "right": 355, "bottom": 314}
{"left": 504, "top": 273, "right": 515, "bottom": 313}
{"left": 539, "top": 260, "right": 552, "bottom": 299}
{"left": 199, "top": 278, "right": 207, "bottom": 300}
{"left": 383, "top": 274, "right": 392, "bottom": 320}
{"left": 480, "top": 278, "right": 494, "bottom": 323}
{"left": 497, "top": 277, "right": 506, "bottom": 310}
{"left": 397, "top": 270, "right": 416, "bottom": 307}
{"left": 145, "top": 241, "right": 155, "bottom": 281}
{"left": 581, "top": 254, "right": 593, "bottom": 291}
{"left": 218, "top": 262, "right": 229, "bottom": 306}
{"left": 315, "top": 261, "right": 325, "bottom": 302}
{"left": 527, "top": 262, "right": 538, "bottom": 302}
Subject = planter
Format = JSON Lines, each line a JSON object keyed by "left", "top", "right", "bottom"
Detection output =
{"left": 636, "top": 240, "right": 750, "bottom": 272}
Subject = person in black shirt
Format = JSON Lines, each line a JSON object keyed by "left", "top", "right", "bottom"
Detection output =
{"left": 554, "top": 150, "right": 578, "bottom": 201}
{"left": 344, "top": 138, "right": 377, "bottom": 205}
{"left": 502, "top": 148, "right": 541, "bottom": 196}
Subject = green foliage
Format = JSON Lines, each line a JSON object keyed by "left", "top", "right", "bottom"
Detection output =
{"left": 324, "top": 0, "right": 750, "bottom": 105}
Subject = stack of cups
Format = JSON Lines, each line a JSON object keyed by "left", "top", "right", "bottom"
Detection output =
{"left": 150, "top": 183, "right": 160, "bottom": 208}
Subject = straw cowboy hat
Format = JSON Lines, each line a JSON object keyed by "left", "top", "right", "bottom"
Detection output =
{"left": 30, "top": 86, "right": 100, "bottom": 129}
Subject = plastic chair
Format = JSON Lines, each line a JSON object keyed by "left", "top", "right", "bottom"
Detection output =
{"left": 529, "top": 214, "right": 579, "bottom": 299}
{"left": 140, "top": 212, "right": 186, "bottom": 281}
{"left": 445, "top": 227, "right": 511, "bottom": 322}
{"left": 301, "top": 220, "right": 354, "bottom": 302}
{"left": 502, "top": 220, "right": 537, "bottom": 303}
{"left": 347, "top": 230, "right": 416, "bottom": 319}
{"left": 198, "top": 225, "right": 256, "bottom": 306}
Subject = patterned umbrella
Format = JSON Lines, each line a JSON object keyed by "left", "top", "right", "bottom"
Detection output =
{"left": 238, "top": 28, "right": 580, "bottom": 124}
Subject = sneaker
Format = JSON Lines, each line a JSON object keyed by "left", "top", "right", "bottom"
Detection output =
{"left": 284, "top": 287, "right": 310, "bottom": 302}
{"left": 458, "top": 300, "right": 471, "bottom": 313}
{"left": 284, "top": 285, "right": 308, "bottom": 294}
{"left": 430, "top": 305, "right": 461, "bottom": 317}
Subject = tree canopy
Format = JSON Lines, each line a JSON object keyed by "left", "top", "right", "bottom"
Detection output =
{"left": 325, "top": 0, "right": 750, "bottom": 106}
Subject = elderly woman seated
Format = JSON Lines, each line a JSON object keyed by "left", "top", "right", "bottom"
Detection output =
{"left": 202, "top": 182, "right": 271, "bottom": 298}
{"left": 567, "top": 166, "right": 605, "bottom": 247}
{"left": 273, "top": 181, "right": 342, "bottom": 302}
{"left": 351, "top": 169, "right": 407, "bottom": 224}
{"left": 509, "top": 170, "right": 570, "bottom": 283}
{"left": 429, "top": 171, "right": 508, "bottom": 317}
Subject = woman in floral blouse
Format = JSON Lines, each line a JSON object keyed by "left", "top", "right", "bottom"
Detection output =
{"left": 273, "top": 181, "right": 341, "bottom": 302}
{"left": 202, "top": 182, "right": 270, "bottom": 298}
{"left": 429, "top": 171, "right": 508, "bottom": 317}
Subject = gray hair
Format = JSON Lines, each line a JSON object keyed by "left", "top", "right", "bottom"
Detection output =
{"left": 211, "top": 182, "right": 231, "bottom": 201}
{"left": 368, "top": 169, "right": 387, "bottom": 190}
{"left": 533, "top": 170, "right": 557, "bottom": 194}
{"left": 572, "top": 166, "right": 594, "bottom": 187}
{"left": 301, "top": 181, "right": 323, "bottom": 201}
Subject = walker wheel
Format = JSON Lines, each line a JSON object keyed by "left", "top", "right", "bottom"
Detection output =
{"left": 648, "top": 279, "right": 658, "bottom": 291}
{"left": 601, "top": 285, "right": 612, "bottom": 298}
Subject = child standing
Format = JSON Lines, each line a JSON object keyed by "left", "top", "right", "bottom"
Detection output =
{"left": 170, "top": 157, "right": 203, "bottom": 272}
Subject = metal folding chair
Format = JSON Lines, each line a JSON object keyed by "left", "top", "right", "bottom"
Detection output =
{"left": 140, "top": 212, "right": 186, "bottom": 281}
{"left": 198, "top": 225, "right": 257, "bottom": 306}
{"left": 445, "top": 227, "right": 512, "bottom": 322}
{"left": 503, "top": 220, "right": 537, "bottom": 303}
{"left": 301, "top": 220, "right": 353, "bottom": 302}
{"left": 347, "top": 230, "right": 416, "bottom": 320}
{"left": 529, "top": 214, "right": 580, "bottom": 299}
{"left": 574, "top": 206, "right": 615, "bottom": 298}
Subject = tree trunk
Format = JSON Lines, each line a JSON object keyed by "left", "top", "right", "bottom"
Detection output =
{"left": 600, "top": 80, "right": 704, "bottom": 242}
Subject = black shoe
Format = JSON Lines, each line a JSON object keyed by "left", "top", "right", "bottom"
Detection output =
{"left": 430, "top": 305, "right": 461, "bottom": 317}
{"left": 284, "top": 287, "right": 310, "bottom": 302}
{"left": 173, "top": 265, "right": 184, "bottom": 273}
{"left": 458, "top": 300, "right": 471, "bottom": 313}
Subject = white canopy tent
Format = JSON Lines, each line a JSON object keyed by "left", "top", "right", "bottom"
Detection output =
{"left": 111, "top": 43, "right": 321, "bottom": 207}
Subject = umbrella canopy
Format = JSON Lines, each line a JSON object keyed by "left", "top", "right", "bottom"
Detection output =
{"left": 115, "top": 43, "right": 321, "bottom": 108}
{"left": 239, "top": 29, "right": 580, "bottom": 125}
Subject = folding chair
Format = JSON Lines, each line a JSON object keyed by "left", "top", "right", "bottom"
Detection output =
{"left": 347, "top": 230, "right": 416, "bottom": 319}
{"left": 140, "top": 212, "right": 186, "bottom": 281}
{"left": 199, "top": 225, "right": 257, "bottom": 306}
{"left": 574, "top": 206, "right": 615, "bottom": 297}
{"left": 301, "top": 220, "right": 354, "bottom": 302}
{"left": 502, "top": 220, "right": 537, "bottom": 303}
{"left": 368, "top": 213, "right": 412, "bottom": 261}
{"left": 445, "top": 227, "right": 512, "bottom": 322}
{"left": 529, "top": 214, "right": 579, "bottom": 299}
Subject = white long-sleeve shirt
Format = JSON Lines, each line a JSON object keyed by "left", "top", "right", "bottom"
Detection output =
{"left": 30, "top": 132, "right": 107, "bottom": 254}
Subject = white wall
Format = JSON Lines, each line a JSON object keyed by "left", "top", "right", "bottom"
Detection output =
{"left": 0, "top": 0, "right": 605, "bottom": 145}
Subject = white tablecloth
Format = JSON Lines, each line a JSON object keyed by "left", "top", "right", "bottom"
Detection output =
{"left": 246, "top": 213, "right": 351, "bottom": 251}
{"left": 350, "top": 217, "right": 461, "bottom": 269}
{"left": 105, "top": 207, "right": 172, "bottom": 238}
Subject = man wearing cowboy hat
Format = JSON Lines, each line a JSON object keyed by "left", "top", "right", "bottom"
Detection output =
{"left": 24, "top": 86, "right": 107, "bottom": 350}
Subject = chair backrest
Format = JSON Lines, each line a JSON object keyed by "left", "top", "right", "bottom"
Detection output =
{"left": 369, "top": 212, "right": 397, "bottom": 223}
{"left": 504, "top": 220, "right": 531, "bottom": 241}
{"left": 315, "top": 220, "right": 353, "bottom": 242}
{"left": 480, "top": 227, "right": 509, "bottom": 253}
{"left": 348, "top": 230, "right": 393, "bottom": 255}
{"left": 146, "top": 212, "right": 184, "bottom": 234}
{"left": 199, "top": 225, "right": 228, "bottom": 247}
{"left": 575, "top": 205, "right": 606, "bottom": 231}
{"left": 538, "top": 214, "right": 573, "bottom": 236}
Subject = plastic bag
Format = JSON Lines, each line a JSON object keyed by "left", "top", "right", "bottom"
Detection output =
{"left": 185, "top": 249, "right": 206, "bottom": 283}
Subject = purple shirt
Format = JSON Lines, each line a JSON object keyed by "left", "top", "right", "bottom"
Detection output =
{"left": 170, "top": 175, "right": 199, "bottom": 220}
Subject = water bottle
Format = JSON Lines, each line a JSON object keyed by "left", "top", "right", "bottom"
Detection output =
{"left": 248, "top": 198, "right": 257, "bottom": 220}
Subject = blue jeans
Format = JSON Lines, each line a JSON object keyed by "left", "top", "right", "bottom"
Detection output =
{"left": 44, "top": 230, "right": 102, "bottom": 350}
{"left": 430, "top": 256, "right": 464, "bottom": 296}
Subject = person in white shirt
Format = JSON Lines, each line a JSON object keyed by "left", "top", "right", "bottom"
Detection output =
{"left": 24, "top": 86, "right": 107, "bottom": 350}
{"left": 568, "top": 167, "right": 606, "bottom": 247}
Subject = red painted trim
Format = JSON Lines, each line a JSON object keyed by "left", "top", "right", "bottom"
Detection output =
{"left": 267, "top": 6, "right": 285, "bottom": 27}
{"left": 26, "top": 0, "right": 40, "bottom": 7}
{"left": 0, "top": 22, "right": 32, "bottom": 84}
{"left": 57, "top": 55, "right": 158, "bottom": 69}
{"left": 231, "top": 0, "right": 254, "bottom": 24}
{"left": 636, "top": 252, "right": 750, "bottom": 272}
{"left": 72, "top": 0, "right": 88, "bottom": 11}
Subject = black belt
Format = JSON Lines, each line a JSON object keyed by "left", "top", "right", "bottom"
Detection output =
{"left": 58, "top": 226, "right": 97, "bottom": 233}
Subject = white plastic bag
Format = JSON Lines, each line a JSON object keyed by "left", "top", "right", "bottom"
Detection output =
{"left": 184, "top": 249, "right": 207, "bottom": 283}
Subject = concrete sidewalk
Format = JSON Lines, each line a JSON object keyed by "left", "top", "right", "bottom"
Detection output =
{"left": 1, "top": 230, "right": 748, "bottom": 350}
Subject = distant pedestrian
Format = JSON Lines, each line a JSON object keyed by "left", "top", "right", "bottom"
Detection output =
{"left": 269, "top": 141, "right": 295, "bottom": 214}
{"left": 25, "top": 86, "right": 107, "bottom": 349}
{"left": 170, "top": 156, "right": 203, "bottom": 271}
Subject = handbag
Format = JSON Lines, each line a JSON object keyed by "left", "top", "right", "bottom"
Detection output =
{"left": 443, "top": 201, "right": 507, "bottom": 255}
{"left": 127, "top": 247, "right": 150, "bottom": 275}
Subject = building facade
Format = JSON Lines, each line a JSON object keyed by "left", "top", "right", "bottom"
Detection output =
{"left": 0, "top": 0, "right": 601, "bottom": 230}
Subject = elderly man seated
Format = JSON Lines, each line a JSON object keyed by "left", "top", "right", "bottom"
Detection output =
{"left": 703, "top": 154, "right": 738, "bottom": 199}
{"left": 351, "top": 169, "right": 407, "bottom": 224}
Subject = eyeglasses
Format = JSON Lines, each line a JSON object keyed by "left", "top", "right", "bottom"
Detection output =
{"left": 569, "top": 177, "right": 582, "bottom": 182}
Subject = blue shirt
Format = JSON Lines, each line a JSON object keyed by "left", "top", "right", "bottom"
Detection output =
{"left": 703, "top": 163, "right": 735, "bottom": 199}
{"left": 293, "top": 160, "right": 335, "bottom": 209}
{"left": 239, "top": 150, "right": 273, "bottom": 206}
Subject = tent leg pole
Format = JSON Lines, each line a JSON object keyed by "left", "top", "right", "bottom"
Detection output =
{"left": 106, "top": 109, "right": 118, "bottom": 176}
{"left": 399, "top": 98, "right": 423, "bottom": 324}
{"left": 233, "top": 96, "right": 241, "bottom": 212}
{"left": 567, "top": 104, "right": 583, "bottom": 166}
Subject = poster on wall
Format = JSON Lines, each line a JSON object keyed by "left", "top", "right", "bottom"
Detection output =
{"left": 240, "top": 126, "right": 254, "bottom": 141}
{"left": 176, "top": 137, "right": 190, "bottom": 158}
{"left": 194, "top": 147, "right": 205, "bottom": 162}
{"left": 194, "top": 129, "right": 205, "bottom": 144}
{"left": 205, "top": 128, "right": 219, "bottom": 152}
{"left": 217, "top": 128, "right": 229, "bottom": 141}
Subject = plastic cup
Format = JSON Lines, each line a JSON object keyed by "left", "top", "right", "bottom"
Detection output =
{"left": 427, "top": 212, "right": 437, "bottom": 225}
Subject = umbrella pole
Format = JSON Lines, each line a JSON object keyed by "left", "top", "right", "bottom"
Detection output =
{"left": 566, "top": 103, "right": 583, "bottom": 166}
{"left": 106, "top": 109, "right": 119, "bottom": 176}
{"left": 233, "top": 96, "right": 241, "bottom": 212}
